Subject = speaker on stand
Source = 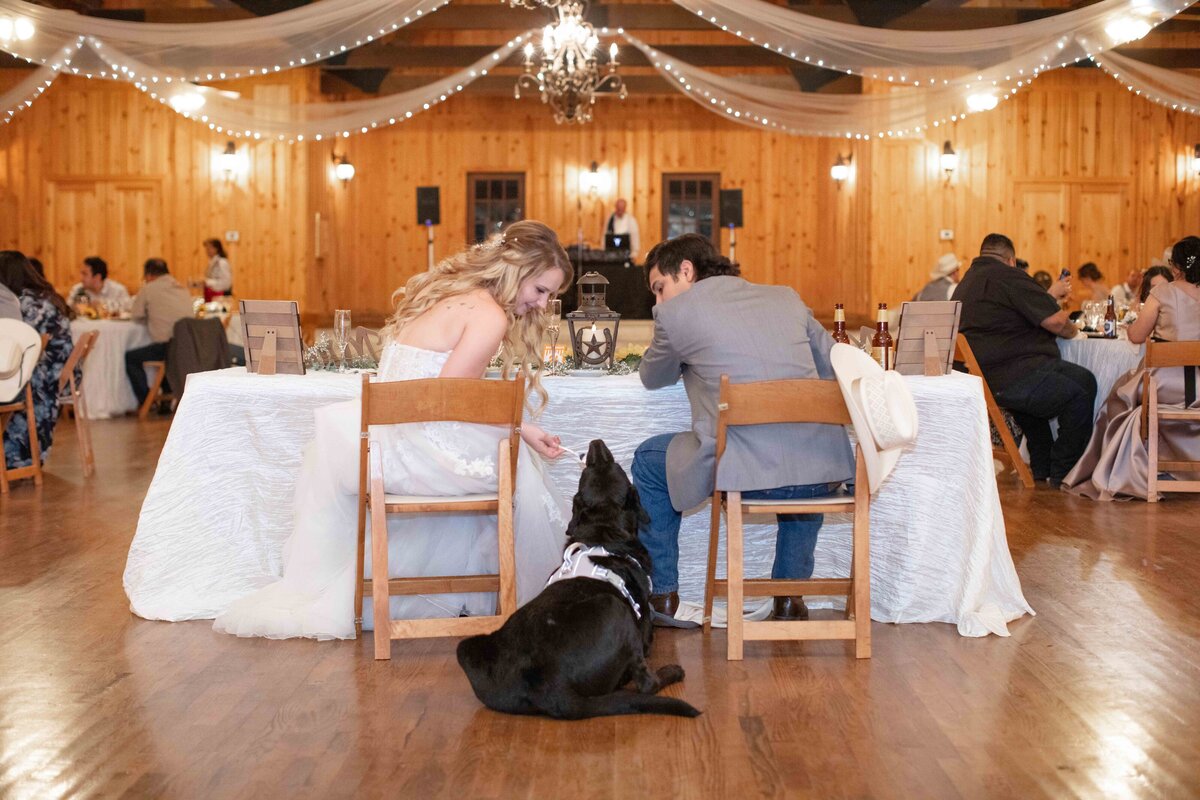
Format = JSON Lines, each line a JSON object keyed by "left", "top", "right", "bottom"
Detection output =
{"left": 417, "top": 186, "right": 440, "bottom": 270}
{"left": 719, "top": 189, "right": 743, "bottom": 262}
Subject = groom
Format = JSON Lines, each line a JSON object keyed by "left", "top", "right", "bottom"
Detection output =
{"left": 632, "top": 234, "right": 854, "bottom": 622}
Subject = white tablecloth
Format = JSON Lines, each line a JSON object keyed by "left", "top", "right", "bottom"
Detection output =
{"left": 70, "top": 318, "right": 153, "bottom": 419}
{"left": 125, "top": 369, "right": 1032, "bottom": 637}
{"left": 1058, "top": 335, "right": 1144, "bottom": 417}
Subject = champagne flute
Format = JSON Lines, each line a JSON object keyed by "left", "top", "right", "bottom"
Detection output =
{"left": 546, "top": 299, "right": 562, "bottom": 364}
{"left": 333, "top": 309, "right": 352, "bottom": 372}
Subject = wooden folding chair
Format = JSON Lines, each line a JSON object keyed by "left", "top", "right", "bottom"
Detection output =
{"left": 954, "top": 334, "right": 1035, "bottom": 488}
{"left": 1142, "top": 340, "right": 1200, "bottom": 501}
{"left": 137, "top": 361, "right": 170, "bottom": 420}
{"left": 356, "top": 372, "right": 525, "bottom": 660}
{"left": 703, "top": 375, "right": 871, "bottom": 660}
{"left": 57, "top": 329, "right": 99, "bottom": 477}
{"left": 1, "top": 334, "right": 49, "bottom": 494}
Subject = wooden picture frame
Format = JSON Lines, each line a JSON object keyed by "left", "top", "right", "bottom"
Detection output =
{"left": 895, "top": 301, "right": 962, "bottom": 376}
{"left": 239, "top": 300, "right": 306, "bottom": 376}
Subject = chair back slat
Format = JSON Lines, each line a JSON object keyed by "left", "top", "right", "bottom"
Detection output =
{"left": 361, "top": 375, "right": 525, "bottom": 429}
{"left": 1145, "top": 340, "right": 1200, "bottom": 369}
{"left": 719, "top": 377, "right": 851, "bottom": 427}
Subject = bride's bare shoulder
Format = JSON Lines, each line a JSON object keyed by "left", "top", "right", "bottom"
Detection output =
{"left": 437, "top": 288, "right": 505, "bottom": 324}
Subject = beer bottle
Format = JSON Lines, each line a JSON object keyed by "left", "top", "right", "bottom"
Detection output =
{"left": 871, "top": 303, "right": 893, "bottom": 369}
{"left": 1103, "top": 295, "right": 1117, "bottom": 339}
{"left": 832, "top": 303, "right": 851, "bottom": 344}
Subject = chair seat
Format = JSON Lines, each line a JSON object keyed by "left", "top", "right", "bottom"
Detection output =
{"left": 382, "top": 491, "right": 499, "bottom": 505}
{"left": 739, "top": 490, "right": 855, "bottom": 508}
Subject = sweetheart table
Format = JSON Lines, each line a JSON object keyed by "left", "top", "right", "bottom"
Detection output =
{"left": 124, "top": 368, "right": 1033, "bottom": 637}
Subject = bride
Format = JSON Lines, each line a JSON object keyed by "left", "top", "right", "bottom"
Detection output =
{"left": 215, "top": 221, "right": 573, "bottom": 640}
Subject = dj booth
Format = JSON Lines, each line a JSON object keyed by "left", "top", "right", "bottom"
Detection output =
{"left": 563, "top": 245, "right": 654, "bottom": 320}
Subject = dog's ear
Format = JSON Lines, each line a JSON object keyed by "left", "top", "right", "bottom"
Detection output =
{"left": 565, "top": 494, "right": 584, "bottom": 539}
{"left": 627, "top": 485, "right": 651, "bottom": 527}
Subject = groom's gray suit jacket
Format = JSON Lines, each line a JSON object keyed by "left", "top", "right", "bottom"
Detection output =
{"left": 640, "top": 275, "right": 854, "bottom": 512}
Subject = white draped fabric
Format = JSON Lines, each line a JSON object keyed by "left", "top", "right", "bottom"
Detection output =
{"left": 1059, "top": 336, "right": 1146, "bottom": 418}
{"left": 124, "top": 368, "right": 1031, "bottom": 637}
{"left": 69, "top": 319, "right": 152, "bottom": 420}
{"left": 623, "top": 33, "right": 1028, "bottom": 138}
{"left": 1094, "top": 49, "right": 1200, "bottom": 115}
{"left": 0, "top": 0, "right": 449, "bottom": 80}
{"left": 672, "top": 0, "right": 1187, "bottom": 82}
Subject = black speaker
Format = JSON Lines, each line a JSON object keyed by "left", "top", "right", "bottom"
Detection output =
{"left": 719, "top": 189, "right": 743, "bottom": 228}
{"left": 416, "top": 186, "right": 440, "bottom": 226}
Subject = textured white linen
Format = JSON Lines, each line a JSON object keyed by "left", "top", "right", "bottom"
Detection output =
{"left": 1058, "top": 336, "right": 1145, "bottom": 418}
{"left": 69, "top": 318, "right": 151, "bottom": 419}
{"left": 126, "top": 367, "right": 1031, "bottom": 637}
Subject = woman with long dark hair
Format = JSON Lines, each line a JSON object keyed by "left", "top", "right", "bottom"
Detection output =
{"left": 202, "top": 237, "right": 233, "bottom": 300}
{"left": 0, "top": 250, "right": 74, "bottom": 470}
{"left": 1063, "top": 236, "right": 1200, "bottom": 499}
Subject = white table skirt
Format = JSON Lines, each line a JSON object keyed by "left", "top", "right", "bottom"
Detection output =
{"left": 1058, "top": 335, "right": 1145, "bottom": 417}
{"left": 70, "top": 319, "right": 153, "bottom": 419}
{"left": 125, "top": 369, "right": 1032, "bottom": 637}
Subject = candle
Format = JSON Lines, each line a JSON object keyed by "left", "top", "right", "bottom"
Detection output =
{"left": 585, "top": 323, "right": 600, "bottom": 344}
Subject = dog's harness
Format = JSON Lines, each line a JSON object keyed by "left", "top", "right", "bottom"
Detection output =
{"left": 545, "top": 542, "right": 650, "bottom": 620}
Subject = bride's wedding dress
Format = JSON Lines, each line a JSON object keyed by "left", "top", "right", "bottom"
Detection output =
{"left": 214, "top": 343, "right": 568, "bottom": 640}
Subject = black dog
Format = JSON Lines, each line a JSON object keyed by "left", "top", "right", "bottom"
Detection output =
{"left": 456, "top": 439, "right": 700, "bottom": 719}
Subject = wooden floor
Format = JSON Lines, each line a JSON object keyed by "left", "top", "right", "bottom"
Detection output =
{"left": 3, "top": 417, "right": 1200, "bottom": 799}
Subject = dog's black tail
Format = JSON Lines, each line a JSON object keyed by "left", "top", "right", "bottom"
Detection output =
{"left": 566, "top": 692, "right": 701, "bottom": 719}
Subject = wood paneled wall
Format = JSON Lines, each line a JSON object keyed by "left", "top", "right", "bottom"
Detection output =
{"left": 2, "top": 67, "right": 1198, "bottom": 321}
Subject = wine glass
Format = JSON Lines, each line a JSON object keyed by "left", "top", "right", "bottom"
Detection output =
{"left": 333, "top": 309, "right": 352, "bottom": 372}
{"left": 546, "top": 299, "right": 562, "bottom": 364}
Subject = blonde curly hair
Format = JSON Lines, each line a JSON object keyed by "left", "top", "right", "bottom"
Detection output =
{"left": 382, "top": 220, "right": 573, "bottom": 412}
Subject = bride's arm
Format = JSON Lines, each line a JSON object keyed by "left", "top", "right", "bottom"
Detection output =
{"left": 437, "top": 302, "right": 508, "bottom": 378}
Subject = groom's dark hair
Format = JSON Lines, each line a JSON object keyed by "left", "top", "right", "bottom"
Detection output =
{"left": 644, "top": 233, "right": 740, "bottom": 286}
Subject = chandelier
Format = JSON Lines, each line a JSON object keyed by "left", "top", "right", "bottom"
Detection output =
{"left": 513, "top": 1, "right": 627, "bottom": 125}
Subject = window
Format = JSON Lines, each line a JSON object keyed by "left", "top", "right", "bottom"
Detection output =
{"left": 468, "top": 173, "right": 525, "bottom": 244}
{"left": 662, "top": 173, "right": 719, "bottom": 244}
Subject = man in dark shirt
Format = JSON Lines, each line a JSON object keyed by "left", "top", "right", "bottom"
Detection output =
{"left": 953, "top": 233, "right": 1096, "bottom": 486}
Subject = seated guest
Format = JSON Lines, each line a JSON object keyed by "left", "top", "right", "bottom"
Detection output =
{"left": 1063, "top": 236, "right": 1200, "bottom": 500}
{"left": 953, "top": 233, "right": 1095, "bottom": 487}
{"left": 632, "top": 234, "right": 853, "bottom": 621}
{"left": 1077, "top": 262, "right": 1110, "bottom": 303}
{"left": 0, "top": 251, "right": 73, "bottom": 470}
{"left": 913, "top": 253, "right": 961, "bottom": 301}
{"left": 125, "top": 258, "right": 195, "bottom": 408}
{"left": 1110, "top": 267, "right": 1142, "bottom": 308}
{"left": 1016, "top": 258, "right": 1030, "bottom": 272}
{"left": 1031, "top": 270, "right": 1054, "bottom": 291}
{"left": 1138, "top": 265, "right": 1174, "bottom": 305}
{"left": 68, "top": 256, "right": 131, "bottom": 312}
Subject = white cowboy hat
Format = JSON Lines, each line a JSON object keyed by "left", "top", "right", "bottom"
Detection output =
{"left": 0, "top": 319, "right": 42, "bottom": 404}
{"left": 830, "top": 343, "right": 919, "bottom": 494}
{"left": 930, "top": 252, "right": 961, "bottom": 280}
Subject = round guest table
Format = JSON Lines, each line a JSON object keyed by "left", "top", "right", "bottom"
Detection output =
{"left": 1058, "top": 334, "right": 1144, "bottom": 417}
{"left": 125, "top": 367, "right": 1032, "bottom": 637}
{"left": 69, "top": 318, "right": 152, "bottom": 419}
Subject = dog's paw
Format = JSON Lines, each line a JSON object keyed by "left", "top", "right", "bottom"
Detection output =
{"left": 657, "top": 664, "right": 685, "bottom": 686}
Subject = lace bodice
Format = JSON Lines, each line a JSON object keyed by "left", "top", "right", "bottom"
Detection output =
{"left": 377, "top": 342, "right": 450, "bottom": 380}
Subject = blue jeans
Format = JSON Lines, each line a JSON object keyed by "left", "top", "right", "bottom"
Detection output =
{"left": 631, "top": 433, "right": 838, "bottom": 595}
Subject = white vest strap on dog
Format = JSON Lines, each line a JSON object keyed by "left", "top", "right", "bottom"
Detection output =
{"left": 545, "top": 542, "right": 648, "bottom": 620}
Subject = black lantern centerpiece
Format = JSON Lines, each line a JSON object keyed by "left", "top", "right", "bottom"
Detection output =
{"left": 566, "top": 271, "right": 621, "bottom": 370}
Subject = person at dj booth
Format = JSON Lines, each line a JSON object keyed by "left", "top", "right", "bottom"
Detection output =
{"left": 601, "top": 198, "right": 641, "bottom": 262}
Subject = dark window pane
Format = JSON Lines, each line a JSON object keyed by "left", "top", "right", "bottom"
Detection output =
{"left": 669, "top": 180, "right": 681, "bottom": 196}
{"left": 505, "top": 180, "right": 518, "bottom": 198}
{"left": 698, "top": 180, "right": 713, "bottom": 198}
{"left": 475, "top": 180, "right": 487, "bottom": 200}
{"left": 685, "top": 180, "right": 696, "bottom": 198}
{"left": 489, "top": 179, "right": 501, "bottom": 198}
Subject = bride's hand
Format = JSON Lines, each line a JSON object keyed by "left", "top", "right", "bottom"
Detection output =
{"left": 520, "top": 423, "right": 564, "bottom": 459}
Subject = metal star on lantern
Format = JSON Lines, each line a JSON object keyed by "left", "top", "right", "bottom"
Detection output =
{"left": 512, "top": 0, "right": 628, "bottom": 125}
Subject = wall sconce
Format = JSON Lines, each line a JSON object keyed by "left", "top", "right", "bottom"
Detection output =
{"left": 578, "top": 161, "right": 611, "bottom": 195}
{"left": 940, "top": 141, "right": 959, "bottom": 178}
{"left": 830, "top": 154, "right": 853, "bottom": 183}
{"left": 1192, "top": 144, "right": 1200, "bottom": 176}
{"left": 332, "top": 153, "right": 355, "bottom": 183}
{"left": 217, "top": 141, "right": 238, "bottom": 181}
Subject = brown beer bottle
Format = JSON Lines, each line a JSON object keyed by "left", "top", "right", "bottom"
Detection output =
{"left": 1103, "top": 295, "right": 1117, "bottom": 339}
{"left": 871, "top": 303, "right": 893, "bottom": 369}
{"left": 832, "top": 303, "right": 851, "bottom": 344}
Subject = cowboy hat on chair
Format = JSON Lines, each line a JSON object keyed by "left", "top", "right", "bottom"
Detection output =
{"left": 0, "top": 319, "right": 42, "bottom": 404}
